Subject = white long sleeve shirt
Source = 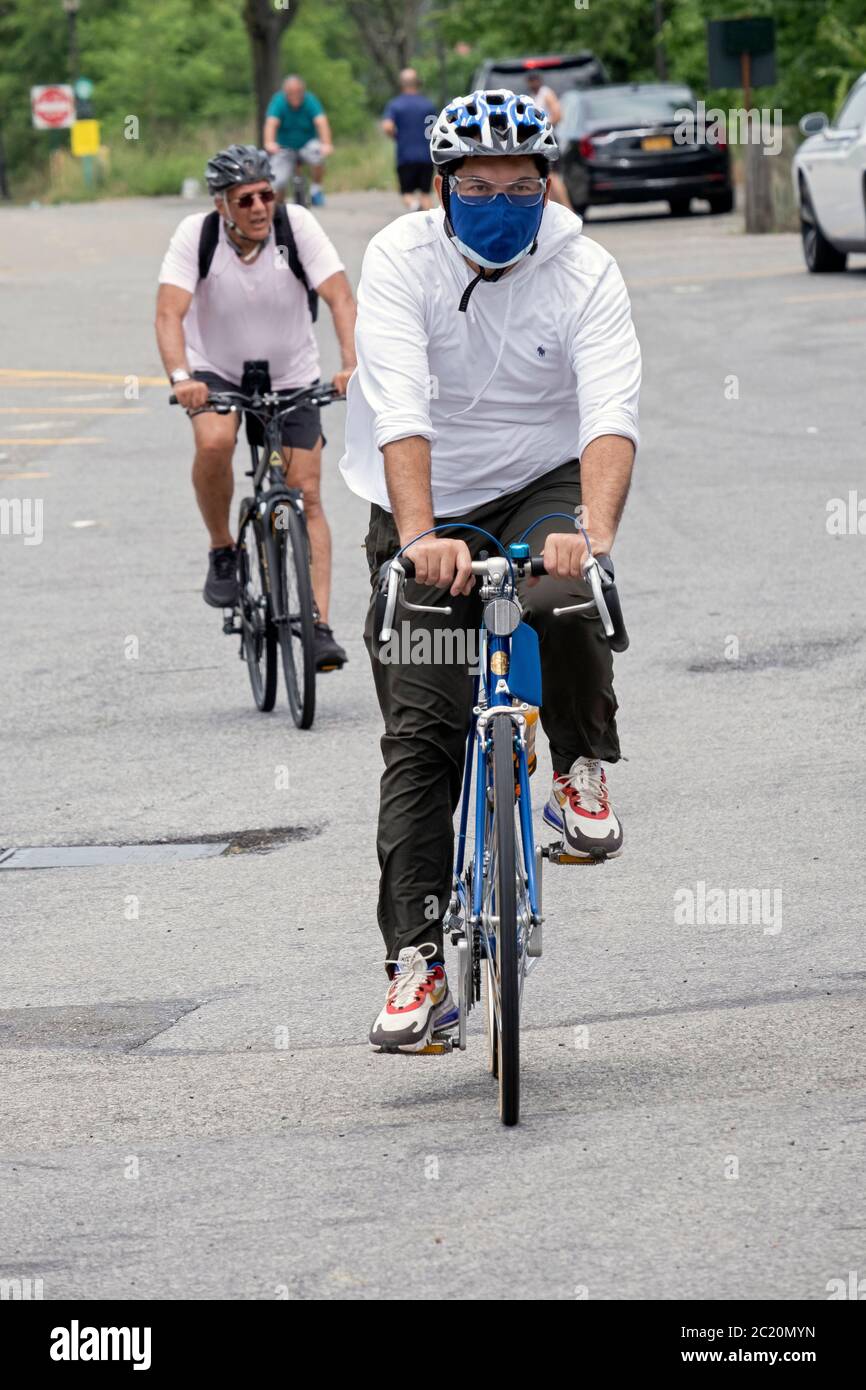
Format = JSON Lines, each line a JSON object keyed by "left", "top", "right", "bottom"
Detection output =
{"left": 340, "top": 203, "right": 640, "bottom": 516}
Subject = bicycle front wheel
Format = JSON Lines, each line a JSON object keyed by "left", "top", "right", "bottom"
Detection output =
{"left": 237, "top": 511, "right": 277, "bottom": 712}
{"left": 489, "top": 716, "right": 520, "bottom": 1125}
{"left": 274, "top": 500, "right": 316, "bottom": 729}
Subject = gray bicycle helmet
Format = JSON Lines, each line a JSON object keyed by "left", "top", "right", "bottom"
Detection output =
{"left": 205, "top": 144, "right": 274, "bottom": 195}
{"left": 430, "top": 89, "right": 559, "bottom": 165}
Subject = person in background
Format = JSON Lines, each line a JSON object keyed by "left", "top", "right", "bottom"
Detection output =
{"left": 381, "top": 68, "right": 437, "bottom": 213}
{"left": 526, "top": 71, "right": 572, "bottom": 210}
{"left": 264, "top": 74, "right": 333, "bottom": 207}
{"left": 155, "top": 145, "right": 355, "bottom": 670}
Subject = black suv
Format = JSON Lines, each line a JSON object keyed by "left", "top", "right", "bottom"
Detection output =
{"left": 558, "top": 82, "right": 734, "bottom": 217}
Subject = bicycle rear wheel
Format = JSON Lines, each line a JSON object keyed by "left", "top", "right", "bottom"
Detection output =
{"left": 237, "top": 510, "right": 277, "bottom": 712}
{"left": 488, "top": 716, "right": 520, "bottom": 1125}
{"left": 274, "top": 500, "right": 316, "bottom": 729}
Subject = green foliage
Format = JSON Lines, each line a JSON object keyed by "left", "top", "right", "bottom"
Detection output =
{"left": 1, "top": 0, "right": 863, "bottom": 197}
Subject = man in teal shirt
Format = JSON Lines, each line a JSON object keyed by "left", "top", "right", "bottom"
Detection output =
{"left": 263, "top": 74, "right": 334, "bottom": 207}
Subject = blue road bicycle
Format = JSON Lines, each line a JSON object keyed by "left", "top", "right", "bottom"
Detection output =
{"left": 376, "top": 519, "right": 628, "bottom": 1125}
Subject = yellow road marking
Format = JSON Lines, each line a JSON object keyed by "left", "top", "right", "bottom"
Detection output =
{"left": 0, "top": 369, "right": 167, "bottom": 385}
{"left": 0, "top": 437, "right": 104, "bottom": 445}
{"left": 0, "top": 406, "right": 148, "bottom": 414}
{"left": 0, "top": 471, "right": 51, "bottom": 479}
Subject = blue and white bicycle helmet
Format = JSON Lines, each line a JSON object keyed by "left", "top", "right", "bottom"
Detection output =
{"left": 430, "top": 89, "right": 559, "bottom": 165}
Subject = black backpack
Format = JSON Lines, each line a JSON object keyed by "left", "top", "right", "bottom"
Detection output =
{"left": 197, "top": 205, "right": 319, "bottom": 322}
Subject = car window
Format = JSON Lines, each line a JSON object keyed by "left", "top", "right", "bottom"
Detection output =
{"left": 833, "top": 80, "right": 866, "bottom": 130}
{"left": 559, "top": 90, "right": 583, "bottom": 141}
{"left": 580, "top": 88, "right": 696, "bottom": 127}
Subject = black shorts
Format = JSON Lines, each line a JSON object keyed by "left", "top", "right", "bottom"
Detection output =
{"left": 191, "top": 371, "right": 324, "bottom": 450}
{"left": 397, "top": 161, "right": 433, "bottom": 195}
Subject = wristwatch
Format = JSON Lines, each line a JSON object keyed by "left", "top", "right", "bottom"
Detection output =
{"left": 170, "top": 369, "right": 192, "bottom": 385}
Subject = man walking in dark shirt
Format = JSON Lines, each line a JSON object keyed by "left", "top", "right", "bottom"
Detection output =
{"left": 381, "top": 68, "right": 436, "bottom": 212}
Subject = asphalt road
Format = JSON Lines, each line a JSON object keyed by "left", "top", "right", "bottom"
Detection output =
{"left": 1, "top": 193, "right": 865, "bottom": 1301}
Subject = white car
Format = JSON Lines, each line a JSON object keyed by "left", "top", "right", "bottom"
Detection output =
{"left": 793, "top": 73, "right": 866, "bottom": 271}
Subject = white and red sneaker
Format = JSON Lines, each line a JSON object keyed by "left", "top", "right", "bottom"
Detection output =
{"left": 369, "top": 943, "right": 455, "bottom": 1052}
{"left": 543, "top": 756, "right": 623, "bottom": 859}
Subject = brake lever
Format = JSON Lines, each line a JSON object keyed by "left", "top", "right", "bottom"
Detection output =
{"left": 551, "top": 556, "right": 615, "bottom": 636}
{"left": 378, "top": 559, "right": 454, "bottom": 640}
{"left": 586, "top": 558, "right": 615, "bottom": 637}
{"left": 378, "top": 562, "right": 403, "bottom": 642}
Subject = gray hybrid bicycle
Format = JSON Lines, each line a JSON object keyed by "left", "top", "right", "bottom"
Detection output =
{"left": 172, "top": 367, "right": 342, "bottom": 728}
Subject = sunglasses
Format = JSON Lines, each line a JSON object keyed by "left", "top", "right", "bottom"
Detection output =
{"left": 232, "top": 188, "right": 276, "bottom": 210}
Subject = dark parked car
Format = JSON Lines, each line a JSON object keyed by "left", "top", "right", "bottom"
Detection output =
{"left": 472, "top": 52, "right": 608, "bottom": 97}
{"left": 558, "top": 82, "right": 734, "bottom": 217}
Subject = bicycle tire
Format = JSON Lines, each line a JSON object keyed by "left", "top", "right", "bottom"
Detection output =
{"left": 237, "top": 511, "right": 277, "bottom": 712}
{"left": 274, "top": 500, "right": 316, "bottom": 729}
{"left": 491, "top": 716, "right": 520, "bottom": 1125}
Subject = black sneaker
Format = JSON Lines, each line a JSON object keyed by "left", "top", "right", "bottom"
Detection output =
{"left": 204, "top": 546, "right": 238, "bottom": 608}
{"left": 313, "top": 622, "right": 347, "bottom": 672}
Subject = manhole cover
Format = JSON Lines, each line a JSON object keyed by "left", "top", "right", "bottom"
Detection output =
{"left": 0, "top": 825, "right": 319, "bottom": 871}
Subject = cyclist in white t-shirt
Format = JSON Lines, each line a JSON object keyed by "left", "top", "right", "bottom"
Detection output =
{"left": 156, "top": 145, "right": 356, "bottom": 670}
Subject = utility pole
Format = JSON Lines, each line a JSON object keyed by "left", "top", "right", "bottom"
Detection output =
{"left": 62, "top": 0, "right": 81, "bottom": 83}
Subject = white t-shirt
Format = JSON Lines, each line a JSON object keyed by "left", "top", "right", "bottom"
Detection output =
{"left": 158, "top": 208, "right": 344, "bottom": 389}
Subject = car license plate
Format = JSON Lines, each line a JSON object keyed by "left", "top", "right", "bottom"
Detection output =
{"left": 642, "top": 135, "right": 673, "bottom": 150}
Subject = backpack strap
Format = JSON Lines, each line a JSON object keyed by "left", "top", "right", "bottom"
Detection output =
{"left": 197, "top": 209, "right": 221, "bottom": 281}
{"left": 196, "top": 205, "right": 319, "bottom": 323}
{"left": 273, "top": 203, "right": 319, "bottom": 322}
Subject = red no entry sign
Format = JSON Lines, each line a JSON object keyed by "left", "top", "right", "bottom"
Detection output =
{"left": 31, "top": 85, "right": 76, "bottom": 130}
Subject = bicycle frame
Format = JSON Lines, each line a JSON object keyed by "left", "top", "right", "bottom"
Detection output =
{"left": 456, "top": 629, "right": 541, "bottom": 941}
{"left": 244, "top": 416, "right": 305, "bottom": 627}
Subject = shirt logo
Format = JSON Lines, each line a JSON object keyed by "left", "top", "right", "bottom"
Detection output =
{"left": 536, "top": 345, "right": 547, "bottom": 358}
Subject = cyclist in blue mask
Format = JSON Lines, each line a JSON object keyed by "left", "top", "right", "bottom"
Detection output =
{"left": 342, "top": 90, "right": 641, "bottom": 1051}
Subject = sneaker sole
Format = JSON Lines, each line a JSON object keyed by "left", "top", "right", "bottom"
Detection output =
{"left": 370, "top": 991, "right": 455, "bottom": 1053}
{"left": 542, "top": 804, "right": 622, "bottom": 859}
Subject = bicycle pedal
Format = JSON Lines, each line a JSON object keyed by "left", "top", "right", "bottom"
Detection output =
{"left": 544, "top": 841, "right": 606, "bottom": 866}
{"left": 418, "top": 1038, "right": 453, "bottom": 1055}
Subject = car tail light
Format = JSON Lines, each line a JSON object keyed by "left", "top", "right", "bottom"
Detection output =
{"left": 578, "top": 137, "right": 595, "bottom": 160}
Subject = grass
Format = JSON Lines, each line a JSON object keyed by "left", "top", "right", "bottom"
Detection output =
{"left": 8, "top": 122, "right": 396, "bottom": 205}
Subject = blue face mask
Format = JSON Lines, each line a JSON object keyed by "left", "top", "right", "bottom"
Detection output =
{"left": 448, "top": 192, "right": 544, "bottom": 270}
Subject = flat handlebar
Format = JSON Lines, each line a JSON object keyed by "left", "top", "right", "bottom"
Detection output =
{"left": 376, "top": 551, "right": 628, "bottom": 653}
{"left": 168, "top": 383, "right": 344, "bottom": 412}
